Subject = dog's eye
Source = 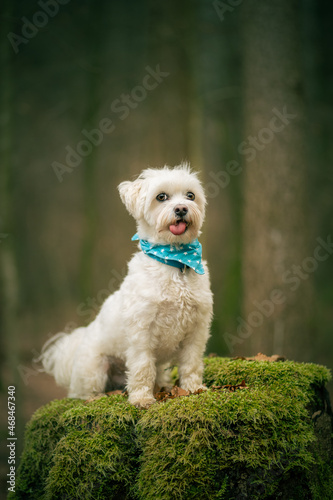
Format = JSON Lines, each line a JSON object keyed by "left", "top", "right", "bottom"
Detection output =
{"left": 156, "top": 193, "right": 168, "bottom": 202}
{"left": 186, "top": 192, "right": 195, "bottom": 201}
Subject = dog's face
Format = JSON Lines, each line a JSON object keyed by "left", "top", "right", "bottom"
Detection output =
{"left": 118, "top": 164, "right": 206, "bottom": 244}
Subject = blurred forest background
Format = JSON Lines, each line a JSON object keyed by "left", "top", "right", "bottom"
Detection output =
{"left": 0, "top": 0, "right": 333, "bottom": 492}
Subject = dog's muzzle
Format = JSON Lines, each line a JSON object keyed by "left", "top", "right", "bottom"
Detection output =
{"left": 169, "top": 205, "right": 189, "bottom": 235}
{"left": 174, "top": 205, "right": 188, "bottom": 218}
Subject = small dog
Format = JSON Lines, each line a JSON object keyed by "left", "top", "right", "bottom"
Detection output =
{"left": 41, "top": 164, "right": 213, "bottom": 408}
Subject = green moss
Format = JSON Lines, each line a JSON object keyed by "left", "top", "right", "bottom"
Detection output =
{"left": 136, "top": 388, "right": 316, "bottom": 499}
{"left": 11, "top": 398, "right": 82, "bottom": 499}
{"left": 45, "top": 395, "right": 139, "bottom": 499}
{"left": 12, "top": 359, "right": 333, "bottom": 499}
{"left": 203, "top": 357, "right": 331, "bottom": 392}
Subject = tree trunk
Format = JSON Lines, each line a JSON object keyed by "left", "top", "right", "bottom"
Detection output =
{"left": 240, "top": 0, "right": 314, "bottom": 360}
{"left": 78, "top": 3, "right": 106, "bottom": 301}
{"left": 143, "top": 0, "right": 198, "bottom": 166}
{"left": 0, "top": 0, "right": 24, "bottom": 456}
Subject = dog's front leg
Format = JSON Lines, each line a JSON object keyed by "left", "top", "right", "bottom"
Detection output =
{"left": 126, "top": 346, "right": 156, "bottom": 408}
{"left": 177, "top": 325, "right": 210, "bottom": 393}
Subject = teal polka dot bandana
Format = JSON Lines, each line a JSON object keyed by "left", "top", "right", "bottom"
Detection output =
{"left": 132, "top": 234, "right": 205, "bottom": 275}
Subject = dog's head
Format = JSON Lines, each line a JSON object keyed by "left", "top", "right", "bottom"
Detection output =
{"left": 118, "top": 164, "right": 206, "bottom": 244}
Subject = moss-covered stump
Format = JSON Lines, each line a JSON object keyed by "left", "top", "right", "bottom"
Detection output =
{"left": 12, "top": 395, "right": 139, "bottom": 500}
{"left": 11, "top": 358, "right": 333, "bottom": 500}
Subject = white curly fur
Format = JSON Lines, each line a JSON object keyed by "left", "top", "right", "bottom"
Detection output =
{"left": 40, "top": 164, "right": 213, "bottom": 408}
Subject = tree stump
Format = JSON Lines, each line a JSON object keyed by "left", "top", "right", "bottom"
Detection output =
{"left": 10, "top": 358, "right": 332, "bottom": 499}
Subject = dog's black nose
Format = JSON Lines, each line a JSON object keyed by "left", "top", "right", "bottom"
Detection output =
{"left": 174, "top": 205, "right": 188, "bottom": 218}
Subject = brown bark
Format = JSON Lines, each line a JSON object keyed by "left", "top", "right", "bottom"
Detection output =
{"left": 240, "top": 0, "right": 314, "bottom": 360}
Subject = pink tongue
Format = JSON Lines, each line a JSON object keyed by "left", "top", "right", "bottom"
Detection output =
{"left": 169, "top": 221, "right": 187, "bottom": 235}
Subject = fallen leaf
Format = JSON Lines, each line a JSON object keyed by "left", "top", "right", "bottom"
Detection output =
{"left": 211, "top": 380, "right": 248, "bottom": 392}
{"left": 154, "top": 385, "right": 205, "bottom": 403}
{"left": 232, "top": 353, "right": 285, "bottom": 362}
{"left": 171, "top": 386, "right": 190, "bottom": 397}
{"left": 106, "top": 390, "right": 125, "bottom": 396}
{"left": 84, "top": 394, "right": 105, "bottom": 404}
{"left": 155, "top": 391, "right": 170, "bottom": 402}
{"left": 193, "top": 388, "right": 206, "bottom": 395}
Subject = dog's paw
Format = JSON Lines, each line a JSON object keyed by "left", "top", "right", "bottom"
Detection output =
{"left": 133, "top": 397, "right": 156, "bottom": 409}
{"left": 193, "top": 384, "right": 208, "bottom": 393}
{"left": 181, "top": 379, "right": 208, "bottom": 393}
{"left": 135, "top": 399, "right": 156, "bottom": 409}
{"left": 186, "top": 384, "right": 207, "bottom": 394}
{"left": 128, "top": 392, "right": 156, "bottom": 409}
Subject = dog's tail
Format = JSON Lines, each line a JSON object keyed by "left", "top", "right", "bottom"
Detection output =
{"left": 37, "top": 328, "right": 85, "bottom": 389}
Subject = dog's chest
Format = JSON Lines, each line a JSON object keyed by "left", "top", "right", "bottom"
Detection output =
{"left": 152, "top": 270, "right": 205, "bottom": 354}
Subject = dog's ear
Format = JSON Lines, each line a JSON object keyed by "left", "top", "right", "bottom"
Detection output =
{"left": 118, "top": 179, "right": 145, "bottom": 219}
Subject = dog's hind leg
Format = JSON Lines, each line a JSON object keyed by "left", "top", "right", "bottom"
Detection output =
{"left": 68, "top": 344, "right": 109, "bottom": 399}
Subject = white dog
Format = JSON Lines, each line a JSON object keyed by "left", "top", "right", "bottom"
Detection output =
{"left": 41, "top": 164, "right": 213, "bottom": 408}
